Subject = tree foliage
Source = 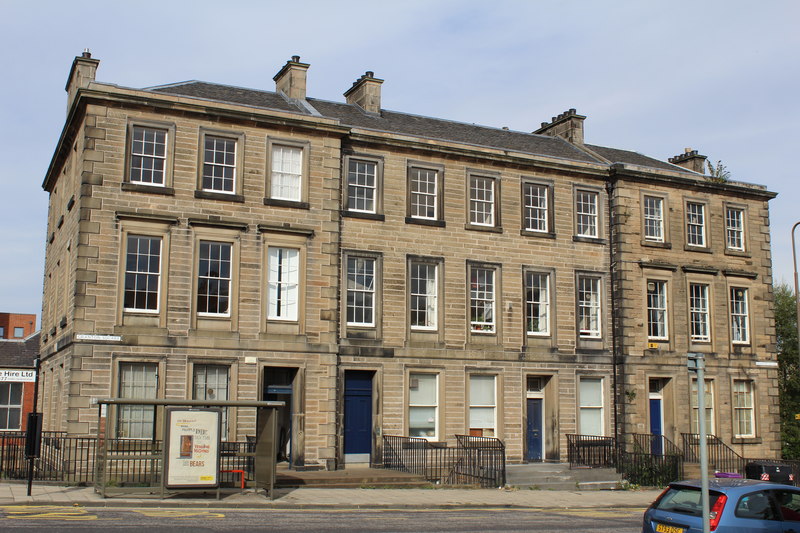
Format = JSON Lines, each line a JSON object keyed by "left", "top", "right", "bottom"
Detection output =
{"left": 706, "top": 160, "right": 731, "bottom": 183}
{"left": 775, "top": 283, "right": 800, "bottom": 458}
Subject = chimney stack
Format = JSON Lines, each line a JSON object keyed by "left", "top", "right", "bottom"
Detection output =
{"left": 668, "top": 148, "right": 707, "bottom": 174}
{"left": 344, "top": 71, "right": 384, "bottom": 114}
{"left": 273, "top": 55, "right": 310, "bottom": 100}
{"left": 533, "top": 108, "right": 585, "bottom": 144}
{"left": 65, "top": 49, "right": 99, "bottom": 113}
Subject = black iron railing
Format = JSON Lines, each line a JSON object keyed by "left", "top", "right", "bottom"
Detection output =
{"left": 617, "top": 451, "right": 682, "bottom": 486}
{"left": 0, "top": 433, "right": 255, "bottom": 486}
{"left": 566, "top": 434, "right": 617, "bottom": 468}
{"left": 681, "top": 433, "right": 746, "bottom": 475}
{"left": 630, "top": 433, "right": 683, "bottom": 458}
{"left": 568, "top": 433, "right": 683, "bottom": 487}
{"left": 382, "top": 435, "right": 505, "bottom": 488}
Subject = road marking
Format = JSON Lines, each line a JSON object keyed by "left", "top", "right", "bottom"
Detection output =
{"left": 0, "top": 505, "right": 98, "bottom": 521}
{"left": 132, "top": 509, "right": 225, "bottom": 519}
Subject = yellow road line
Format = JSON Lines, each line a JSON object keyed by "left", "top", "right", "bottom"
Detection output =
{"left": 0, "top": 505, "right": 98, "bottom": 521}
{"left": 132, "top": 509, "right": 225, "bottom": 518}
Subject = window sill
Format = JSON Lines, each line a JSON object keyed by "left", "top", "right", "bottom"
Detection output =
{"left": 641, "top": 240, "right": 672, "bottom": 249}
{"left": 520, "top": 230, "right": 556, "bottom": 239}
{"left": 122, "top": 182, "right": 175, "bottom": 195}
{"left": 263, "top": 198, "right": 310, "bottom": 210}
{"left": 724, "top": 249, "right": 751, "bottom": 258}
{"left": 572, "top": 236, "right": 607, "bottom": 245}
{"left": 405, "top": 217, "right": 446, "bottom": 228}
{"left": 464, "top": 224, "right": 503, "bottom": 234}
{"left": 731, "top": 437, "right": 761, "bottom": 445}
{"left": 195, "top": 190, "right": 245, "bottom": 203}
{"left": 684, "top": 245, "right": 712, "bottom": 254}
{"left": 343, "top": 211, "right": 385, "bottom": 221}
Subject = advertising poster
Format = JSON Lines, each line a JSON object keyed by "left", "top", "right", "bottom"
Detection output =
{"left": 164, "top": 408, "right": 220, "bottom": 488}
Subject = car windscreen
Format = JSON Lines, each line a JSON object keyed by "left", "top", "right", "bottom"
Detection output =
{"left": 653, "top": 486, "right": 724, "bottom": 517}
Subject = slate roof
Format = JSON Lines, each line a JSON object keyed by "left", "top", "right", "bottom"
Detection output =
{"left": 149, "top": 81, "right": 686, "bottom": 173}
{"left": 0, "top": 332, "right": 39, "bottom": 368}
{"left": 586, "top": 144, "right": 690, "bottom": 173}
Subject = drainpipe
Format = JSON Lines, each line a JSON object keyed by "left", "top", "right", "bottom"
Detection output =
{"left": 606, "top": 172, "right": 622, "bottom": 446}
{"left": 333, "top": 146, "right": 346, "bottom": 470}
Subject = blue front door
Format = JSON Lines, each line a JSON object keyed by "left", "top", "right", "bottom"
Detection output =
{"left": 527, "top": 398, "right": 543, "bottom": 462}
{"left": 649, "top": 398, "right": 663, "bottom": 455}
{"left": 344, "top": 371, "right": 373, "bottom": 455}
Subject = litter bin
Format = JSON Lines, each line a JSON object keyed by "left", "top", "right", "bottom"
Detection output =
{"left": 745, "top": 461, "right": 795, "bottom": 485}
{"left": 715, "top": 472, "right": 742, "bottom": 478}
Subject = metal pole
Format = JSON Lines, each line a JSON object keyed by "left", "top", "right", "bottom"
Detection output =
{"left": 696, "top": 355, "right": 710, "bottom": 533}
{"left": 26, "top": 357, "right": 41, "bottom": 497}
{"left": 792, "top": 222, "right": 800, "bottom": 370}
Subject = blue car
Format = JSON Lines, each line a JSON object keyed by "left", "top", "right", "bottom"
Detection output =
{"left": 642, "top": 478, "right": 800, "bottom": 532}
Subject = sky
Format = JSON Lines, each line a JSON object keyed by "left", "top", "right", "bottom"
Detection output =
{"left": 1, "top": 0, "right": 798, "bottom": 324}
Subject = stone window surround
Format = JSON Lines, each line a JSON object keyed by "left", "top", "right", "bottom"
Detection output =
{"left": 407, "top": 255, "right": 444, "bottom": 341}
{"left": 645, "top": 277, "right": 670, "bottom": 342}
{"left": 264, "top": 136, "right": 311, "bottom": 209}
{"left": 341, "top": 249, "right": 383, "bottom": 340}
{"left": 687, "top": 277, "right": 713, "bottom": 346}
{"left": 405, "top": 160, "right": 445, "bottom": 227}
{"left": 188, "top": 358, "right": 238, "bottom": 441}
{"left": 115, "top": 215, "right": 176, "bottom": 329}
{"left": 731, "top": 378, "right": 756, "bottom": 439}
{"left": 467, "top": 260, "right": 501, "bottom": 339}
{"left": 572, "top": 184, "right": 604, "bottom": 243}
{"left": 261, "top": 231, "right": 309, "bottom": 336}
{"left": 464, "top": 168, "right": 502, "bottom": 232}
{"left": 195, "top": 127, "right": 246, "bottom": 202}
{"left": 111, "top": 355, "right": 166, "bottom": 440}
{"left": 728, "top": 284, "right": 751, "bottom": 346}
{"left": 343, "top": 153, "right": 384, "bottom": 218}
{"left": 641, "top": 191, "right": 671, "bottom": 248}
{"left": 122, "top": 119, "right": 176, "bottom": 193}
{"left": 684, "top": 198, "right": 710, "bottom": 251}
{"left": 190, "top": 224, "right": 243, "bottom": 332}
{"left": 523, "top": 268, "right": 553, "bottom": 338}
{"left": 520, "top": 178, "right": 555, "bottom": 238}
{"left": 407, "top": 371, "right": 440, "bottom": 441}
{"left": 723, "top": 202, "right": 749, "bottom": 256}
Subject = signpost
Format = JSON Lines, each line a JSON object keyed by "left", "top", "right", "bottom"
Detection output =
{"left": 688, "top": 353, "right": 710, "bottom": 533}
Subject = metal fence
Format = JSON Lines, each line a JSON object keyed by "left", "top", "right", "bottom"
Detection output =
{"left": 382, "top": 435, "right": 506, "bottom": 488}
{"left": 566, "top": 434, "right": 617, "bottom": 468}
{"left": 0, "top": 432, "right": 255, "bottom": 487}
{"left": 567, "top": 433, "right": 682, "bottom": 487}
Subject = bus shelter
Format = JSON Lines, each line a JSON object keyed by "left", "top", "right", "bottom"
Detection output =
{"left": 95, "top": 398, "right": 283, "bottom": 499}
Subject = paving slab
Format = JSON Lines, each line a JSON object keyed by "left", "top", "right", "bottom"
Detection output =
{"left": 0, "top": 482, "right": 661, "bottom": 510}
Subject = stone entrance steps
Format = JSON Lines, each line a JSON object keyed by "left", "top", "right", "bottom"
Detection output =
{"left": 505, "top": 462, "right": 621, "bottom": 490}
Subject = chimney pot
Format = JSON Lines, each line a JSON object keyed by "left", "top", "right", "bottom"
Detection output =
{"left": 366, "top": 71, "right": 374, "bottom": 78}
{"left": 292, "top": 55, "right": 300, "bottom": 62}
{"left": 82, "top": 49, "right": 91, "bottom": 58}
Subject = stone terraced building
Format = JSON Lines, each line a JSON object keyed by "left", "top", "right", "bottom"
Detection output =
{"left": 37, "top": 52, "right": 779, "bottom": 469}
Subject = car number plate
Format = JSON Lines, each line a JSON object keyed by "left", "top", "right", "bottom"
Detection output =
{"left": 655, "top": 524, "right": 684, "bottom": 533}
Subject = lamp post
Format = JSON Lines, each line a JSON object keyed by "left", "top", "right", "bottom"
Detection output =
{"left": 792, "top": 222, "right": 800, "bottom": 369}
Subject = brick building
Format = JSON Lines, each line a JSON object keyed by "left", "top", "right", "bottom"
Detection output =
{"left": 38, "top": 53, "right": 779, "bottom": 468}
{"left": 0, "top": 313, "right": 37, "bottom": 340}
{"left": 0, "top": 313, "right": 38, "bottom": 432}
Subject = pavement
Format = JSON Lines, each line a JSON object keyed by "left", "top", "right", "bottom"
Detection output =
{"left": 0, "top": 481, "right": 662, "bottom": 510}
